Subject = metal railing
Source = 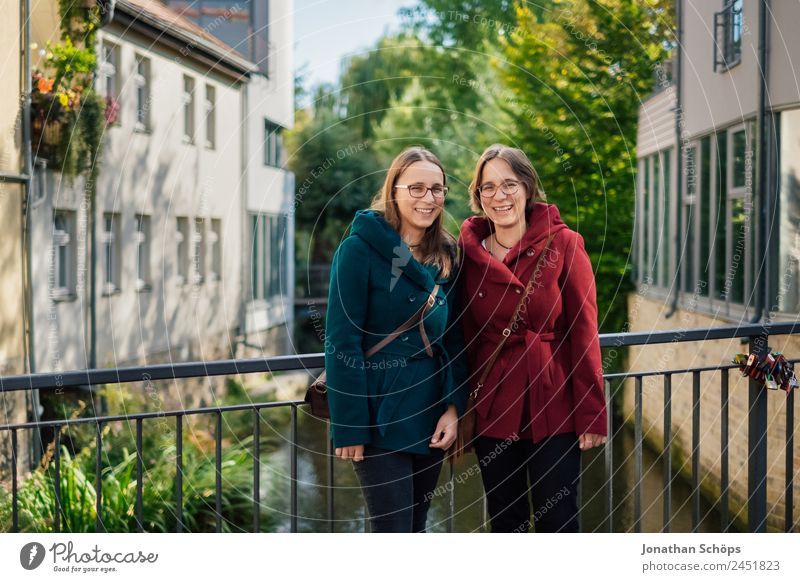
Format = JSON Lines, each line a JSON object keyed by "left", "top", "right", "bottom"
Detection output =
{"left": 1, "top": 323, "right": 797, "bottom": 533}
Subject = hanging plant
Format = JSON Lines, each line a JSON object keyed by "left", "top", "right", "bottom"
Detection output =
{"left": 30, "top": 1, "right": 107, "bottom": 181}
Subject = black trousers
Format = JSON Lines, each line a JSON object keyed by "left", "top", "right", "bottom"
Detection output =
{"left": 351, "top": 444, "right": 445, "bottom": 532}
{"left": 474, "top": 432, "right": 581, "bottom": 533}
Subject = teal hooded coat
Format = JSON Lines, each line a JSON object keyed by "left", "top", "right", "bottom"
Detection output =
{"left": 324, "top": 209, "right": 469, "bottom": 455}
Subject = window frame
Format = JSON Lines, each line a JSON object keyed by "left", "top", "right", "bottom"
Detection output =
{"left": 209, "top": 217, "right": 222, "bottom": 281}
{"left": 52, "top": 209, "right": 75, "bottom": 301}
{"left": 205, "top": 84, "right": 216, "bottom": 150}
{"left": 134, "top": 54, "right": 151, "bottom": 133}
{"left": 263, "top": 120, "right": 283, "bottom": 167}
{"left": 192, "top": 216, "right": 205, "bottom": 285}
{"left": 714, "top": 0, "right": 743, "bottom": 73}
{"left": 101, "top": 212, "right": 121, "bottom": 296}
{"left": 100, "top": 41, "right": 121, "bottom": 124}
{"left": 183, "top": 75, "right": 196, "bottom": 144}
{"left": 134, "top": 214, "right": 151, "bottom": 292}
{"left": 176, "top": 216, "right": 190, "bottom": 285}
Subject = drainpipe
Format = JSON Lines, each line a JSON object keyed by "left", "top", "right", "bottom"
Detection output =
{"left": 22, "top": 0, "right": 43, "bottom": 468}
{"left": 237, "top": 80, "right": 248, "bottom": 356}
{"left": 665, "top": 0, "right": 683, "bottom": 319}
{"left": 751, "top": 0, "right": 771, "bottom": 325}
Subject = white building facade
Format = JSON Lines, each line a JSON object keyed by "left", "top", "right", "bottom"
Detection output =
{"left": 30, "top": 0, "right": 295, "bottom": 380}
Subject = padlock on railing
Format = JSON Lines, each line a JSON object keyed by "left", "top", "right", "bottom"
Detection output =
{"left": 732, "top": 347, "right": 798, "bottom": 393}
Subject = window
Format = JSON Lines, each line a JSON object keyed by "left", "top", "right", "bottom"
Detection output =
{"left": 183, "top": 75, "right": 195, "bottom": 143}
{"left": 264, "top": 121, "right": 283, "bottom": 167}
{"left": 637, "top": 123, "right": 755, "bottom": 315}
{"left": 209, "top": 218, "right": 222, "bottom": 281}
{"left": 192, "top": 217, "right": 205, "bottom": 284}
{"left": 176, "top": 217, "right": 189, "bottom": 284}
{"left": 636, "top": 149, "right": 673, "bottom": 290}
{"left": 205, "top": 84, "right": 216, "bottom": 149}
{"left": 250, "top": 213, "right": 289, "bottom": 301}
{"left": 714, "top": 131, "right": 728, "bottom": 301}
{"left": 725, "top": 125, "right": 754, "bottom": 306}
{"left": 779, "top": 109, "right": 800, "bottom": 313}
{"left": 52, "top": 210, "right": 75, "bottom": 299}
{"left": 134, "top": 55, "right": 151, "bottom": 131}
{"left": 681, "top": 144, "right": 697, "bottom": 295}
{"left": 714, "top": 0, "right": 743, "bottom": 72}
{"left": 134, "top": 214, "right": 151, "bottom": 291}
{"left": 699, "top": 136, "right": 712, "bottom": 297}
{"left": 102, "top": 213, "right": 121, "bottom": 295}
{"left": 100, "top": 42, "right": 120, "bottom": 122}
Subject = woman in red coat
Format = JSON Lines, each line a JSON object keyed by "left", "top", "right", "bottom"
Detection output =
{"left": 459, "top": 144, "right": 608, "bottom": 533}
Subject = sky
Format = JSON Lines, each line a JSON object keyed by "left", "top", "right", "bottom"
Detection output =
{"left": 293, "top": 0, "right": 415, "bottom": 90}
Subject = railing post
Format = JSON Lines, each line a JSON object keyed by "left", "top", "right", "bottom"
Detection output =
{"left": 327, "top": 429, "right": 334, "bottom": 533}
{"left": 54, "top": 426, "right": 61, "bottom": 533}
{"left": 634, "top": 375, "right": 642, "bottom": 533}
{"left": 662, "top": 374, "right": 672, "bottom": 533}
{"left": 604, "top": 379, "right": 613, "bottom": 533}
{"left": 253, "top": 410, "right": 261, "bottom": 533}
{"left": 290, "top": 404, "right": 298, "bottom": 533}
{"left": 691, "top": 371, "right": 701, "bottom": 532}
{"left": 175, "top": 414, "right": 183, "bottom": 533}
{"left": 747, "top": 333, "right": 768, "bottom": 532}
{"left": 11, "top": 428, "right": 18, "bottom": 533}
{"left": 95, "top": 422, "right": 103, "bottom": 532}
{"left": 786, "top": 386, "right": 795, "bottom": 532}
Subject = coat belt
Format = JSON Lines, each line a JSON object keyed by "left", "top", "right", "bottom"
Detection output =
{"left": 476, "top": 328, "right": 568, "bottom": 427}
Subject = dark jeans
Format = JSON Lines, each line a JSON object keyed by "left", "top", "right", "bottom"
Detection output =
{"left": 475, "top": 432, "right": 581, "bottom": 533}
{"left": 351, "top": 444, "right": 445, "bottom": 532}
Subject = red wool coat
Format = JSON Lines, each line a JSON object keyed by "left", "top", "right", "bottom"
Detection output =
{"left": 458, "top": 202, "right": 608, "bottom": 443}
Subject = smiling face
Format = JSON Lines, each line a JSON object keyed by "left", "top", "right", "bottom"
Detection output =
{"left": 393, "top": 160, "right": 446, "bottom": 234}
{"left": 478, "top": 158, "right": 529, "bottom": 229}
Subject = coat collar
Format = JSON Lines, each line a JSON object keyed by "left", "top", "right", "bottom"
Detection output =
{"left": 459, "top": 202, "right": 568, "bottom": 287}
{"left": 349, "top": 209, "right": 439, "bottom": 291}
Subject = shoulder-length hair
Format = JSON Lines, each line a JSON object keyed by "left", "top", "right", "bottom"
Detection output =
{"left": 468, "top": 144, "right": 547, "bottom": 216}
{"left": 369, "top": 146, "right": 457, "bottom": 279}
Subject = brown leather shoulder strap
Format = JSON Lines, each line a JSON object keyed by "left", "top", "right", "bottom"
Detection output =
{"left": 365, "top": 284, "right": 440, "bottom": 358}
{"left": 473, "top": 233, "right": 557, "bottom": 397}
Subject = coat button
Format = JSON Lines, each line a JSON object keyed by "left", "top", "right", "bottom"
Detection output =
{"left": 401, "top": 335, "right": 409, "bottom": 341}
{"left": 437, "top": 297, "right": 445, "bottom": 305}
{"left": 526, "top": 248, "right": 535, "bottom": 256}
{"left": 515, "top": 288, "right": 522, "bottom": 294}
{"left": 478, "top": 290, "right": 485, "bottom": 298}
{"left": 407, "top": 293, "right": 417, "bottom": 302}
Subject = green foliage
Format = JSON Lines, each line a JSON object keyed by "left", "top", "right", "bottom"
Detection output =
{"left": 492, "top": 0, "right": 674, "bottom": 334}
{"left": 31, "top": 1, "right": 106, "bottom": 180}
{"left": 0, "top": 385, "right": 283, "bottom": 533}
{"left": 288, "top": 0, "right": 675, "bottom": 340}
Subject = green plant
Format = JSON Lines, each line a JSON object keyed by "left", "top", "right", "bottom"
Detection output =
{"left": 2, "top": 382, "right": 285, "bottom": 532}
{"left": 30, "top": 1, "right": 107, "bottom": 180}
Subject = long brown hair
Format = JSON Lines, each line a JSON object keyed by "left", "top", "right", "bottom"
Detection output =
{"left": 468, "top": 144, "right": 547, "bottom": 216}
{"left": 369, "top": 146, "right": 457, "bottom": 279}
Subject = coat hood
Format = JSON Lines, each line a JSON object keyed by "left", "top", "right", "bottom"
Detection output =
{"left": 348, "top": 208, "right": 451, "bottom": 290}
{"left": 459, "top": 202, "right": 569, "bottom": 283}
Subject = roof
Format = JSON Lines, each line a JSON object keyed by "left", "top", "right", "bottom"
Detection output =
{"left": 112, "top": 0, "right": 257, "bottom": 78}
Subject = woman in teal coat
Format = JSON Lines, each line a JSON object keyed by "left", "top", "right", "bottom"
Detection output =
{"left": 324, "top": 146, "right": 468, "bottom": 532}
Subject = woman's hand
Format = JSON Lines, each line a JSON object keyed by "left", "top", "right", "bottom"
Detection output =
{"left": 578, "top": 433, "right": 607, "bottom": 450}
{"left": 430, "top": 404, "right": 459, "bottom": 449}
{"left": 335, "top": 445, "right": 365, "bottom": 461}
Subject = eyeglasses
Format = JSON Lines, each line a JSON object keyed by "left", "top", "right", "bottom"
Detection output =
{"left": 477, "top": 180, "right": 522, "bottom": 198}
{"left": 395, "top": 183, "right": 448, "bottom": 199}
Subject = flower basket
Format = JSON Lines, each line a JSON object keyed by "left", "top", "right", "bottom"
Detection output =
{"left": 30, "top": 93, "right": 64, "bottom": 164}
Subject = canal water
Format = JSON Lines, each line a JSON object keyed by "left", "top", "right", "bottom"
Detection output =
{"left": 254, "top": 385, "right": 734, "bottom": 533}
